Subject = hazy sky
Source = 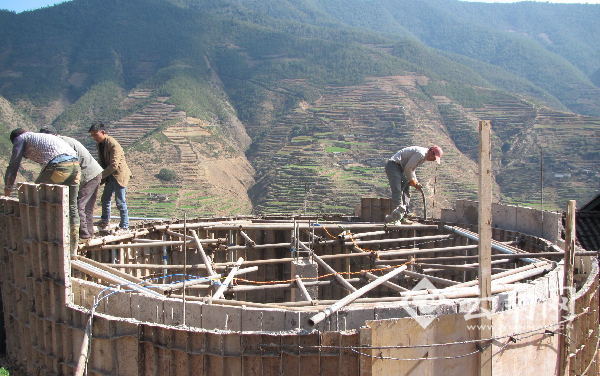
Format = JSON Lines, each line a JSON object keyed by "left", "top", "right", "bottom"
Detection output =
{"left": 1, "top": 0, "right": 71, "bottom": 13}
{"left": 1, "top": 0, "right": 600, "bottom": 13}
{"left": 461, "top": 0, "right": 600, "bottom": 2}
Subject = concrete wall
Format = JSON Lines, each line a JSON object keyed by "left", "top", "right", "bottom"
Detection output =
{"left": 1, "top": 186, "right": 597, "bottom": 375}
{"left": 441, "top": 200, "right": 562, "bottom": 243}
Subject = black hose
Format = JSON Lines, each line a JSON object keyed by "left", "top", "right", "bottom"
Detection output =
{"left": 419, "top": 188, "right": 427, "bottom": 221}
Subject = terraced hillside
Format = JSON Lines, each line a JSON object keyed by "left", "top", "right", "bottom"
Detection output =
{"left": 435, "top": 89, "right": 600, "bottom": 209}
{"left": 108, "top": 90, "right": 186, "bottom": 148}
{"left": 244, "top": 75, "right": 599, "bottom": 215}
{"left": 495, "top": 108, "right": 600, "bottom": 208}
{"left": 124, "top": 103, "right": 254, "bottom": 217}
{"left": 59, "top": 88, "right": 256, "bottom": 219}
{"left": 1, "top": 78, "right": 597, "bottom": 219}
{"left": 247, "top": 76, "right": 485, "bottom": 216}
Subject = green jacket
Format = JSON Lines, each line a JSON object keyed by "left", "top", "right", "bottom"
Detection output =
{"left": 97, "top": 135, "right": 131, "bottom": 187}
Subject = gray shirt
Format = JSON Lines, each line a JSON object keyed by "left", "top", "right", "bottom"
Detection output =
{"left": 4, "top": 132, "right": 77, "bottom": 190}
{"left": 58, "top": 135, "right": 103, "bottom": 184}
{"left": 389, "top": 146, "right": 428, "bottom": 181}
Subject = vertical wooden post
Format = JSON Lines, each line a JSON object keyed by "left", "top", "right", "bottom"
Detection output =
{"left": 478, "top": 120, "right": 493, "bottom": 376}
{"left": 182, "top": 213, "right": 187, "bottom": 327}
{"left": 559, "top": 200, "right": 576, "bottom": 376}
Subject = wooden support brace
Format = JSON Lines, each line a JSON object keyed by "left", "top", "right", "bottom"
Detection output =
{"left": 190, "top": 230, "right": 217, "bottom": 277}
{"left": 298, "top": 241, "right": 356, "bottom": 293}
{"left": 343, "top": 234, "right": 451, "bottom": 246}
{"left": 162, "top": 275, "right": 222, "bottom": 292}
{"left": 339, "top": 230, "right": 387, "bottom": 240}
{"left": 309, "top": 265, "right": 409, "bottom": 325}
{"left": 362, "top": 271, "right": 408, "bottom": 292}
{"left": 402, "top": 269, "right": 459, "bottom": 286}
{"left": 239, "top": 230, "right": 256, "bottom": 247}
{"left": 478, "top": 119, "right": 493, "bottom": 376}
{"left": 208, "top": 257, "right": 244, "bottom": 303}
{"left": 71, "top": 255, "right": 169, "bottom": 292}
{"left": 165, "top": 229, "right": 225, "bottom": 244}
{"left": 71, "top": 260, "right": 164, "bottom": 298}
{"left": 295, "top": 275, "right": 314, "bottom": 303}
{"left": 559, "top": 200, "right": 577, "bottom": 376}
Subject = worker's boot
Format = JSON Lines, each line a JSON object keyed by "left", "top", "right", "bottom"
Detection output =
{"left": 400, "top": 217, "right": 414, "bottom": 225}
{"left": 385, "top": 204, "right": 406, "bottom": 223}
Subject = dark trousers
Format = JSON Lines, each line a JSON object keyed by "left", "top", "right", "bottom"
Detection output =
{"left": 0, "top": 291, "right": 5, "bottom": 356}
{"left": 78, "top": 174, "right": 101, "bottom": 238}
{"left": 385, "top": 160, "right": 410, "bottom": 211}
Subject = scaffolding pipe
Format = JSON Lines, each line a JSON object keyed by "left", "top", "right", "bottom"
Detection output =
{"left": 443, "top": 225, "right": 537, "bottom": 263}
{"left": 295, "top": 275, "right": 314, "bottom": 302}
{"left": 309, "top": 265, "right": 408, "bottom": 325}
{"left": 190, "top": 230, "right": 217, "bottom": 277}
{"left": 71, "top": 260, "right": 164, "bottom": 298}
{"left": 209, "top": 257, "right": 244, "bottom": 303}
{"left": 298, "top": 241, "right": 357, "bottom": 292}
{"left": 362, "top": 271, "right": 408, "bottom": 292}
{"left": 239, "top": 230, "right": 256, "bottom": 247}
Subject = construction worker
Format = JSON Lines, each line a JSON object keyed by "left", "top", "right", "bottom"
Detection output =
{"left": 385, "top": 145, "right": 443, "bottom": 223}
{"left": 40, "top": 126, "right": 103, "bottom": 240}
{"left": 3, "top": 128, "right": 81, "bottom": 243}
{"left": 88, "top": 122, "right": 132, "bottom": 233}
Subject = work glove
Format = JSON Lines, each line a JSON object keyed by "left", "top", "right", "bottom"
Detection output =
{"left": 409, "top": 179, "right": 422, "bottom": 191}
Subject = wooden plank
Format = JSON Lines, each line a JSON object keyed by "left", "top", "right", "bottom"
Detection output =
{"left": 242, "top": 334, "right": 263, "bottom": 376}
{"left": 298, "top": 333, "right": 320, "bottom": 375}
{"left": 358, "top": 326, "right": 373, "bottom": 376}
{"left": 478, "top": 120, "right": 493, "bottom": 376}
{"left": 205, "top": 332, "right": 225, "bottom": 376}
{"left": 559, "top": 200, "right": 576, "bottom": 376}
{"left": 189, "top": 331, "right": 206, "bottom": 375}
{"left": 380, "top": 198, "right": 392, "bottom": 223}
{"left": 223, "top": 333, "right": 242, "bottom": 376}
{"left": 257, "top": 334, "right": 278, "bottom": 376}
{"left": 371, "top": 199, "right": 382, "bottom": 223}
{"left": 340, "top": 332, "right": 360, "bottom": 376}
{"left": 361, "top": 198, "right": 372, "bottom": 222}
{"left": 320, "top": 331, "right": 340, "bottom": 375}
{"left": 280, "top": 334, "right": 299, "bottom": 376}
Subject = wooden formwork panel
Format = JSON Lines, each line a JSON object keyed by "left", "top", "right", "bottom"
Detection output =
{"left": 5, "top": 188, "right": 598, "bottom": 376}
{"left": 360, "top": 198, "right": 392, "bottom": 223}
{"left": 571, "top": 267, "right": 599, "bottom": 375}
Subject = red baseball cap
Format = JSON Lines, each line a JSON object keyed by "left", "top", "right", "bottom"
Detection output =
{"left": 429, "top": 145, "right": 443, "bottom": 164}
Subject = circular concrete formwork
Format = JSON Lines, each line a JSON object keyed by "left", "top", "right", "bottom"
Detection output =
{"left": 2, "top": 188, "right": 598, "bottom": 375}
{"left": 73, "top": 216, "right": 578, "bottom": 333}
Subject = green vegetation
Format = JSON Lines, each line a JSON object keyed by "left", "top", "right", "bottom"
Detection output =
{"left": 156, "top": 168, "right": 178, "bottom": 182}
{"left": 325, "top": 146, "right": 350, "bottom": 153}
{"left": 0, "top": 0, "right": 598, "bottom": 216}
{"left": 53, "top": 81, "right": 127, "bottom": 133}
{"left": 0, "top": 0, "right": 598, "bottom": 118}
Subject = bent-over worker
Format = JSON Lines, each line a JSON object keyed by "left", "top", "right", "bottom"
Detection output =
{"left": 40, "top": 126, "right": 103, "bottom": 240}
{"left": 4, "top": 128, "right": 81, "bottom": 243}
{"left": 385, "top": 145, "right": 442, "bottom": 223}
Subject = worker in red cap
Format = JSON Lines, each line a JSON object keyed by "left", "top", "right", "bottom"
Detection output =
{"left": 385, "top": 145, "right": 443, "bottom": 224}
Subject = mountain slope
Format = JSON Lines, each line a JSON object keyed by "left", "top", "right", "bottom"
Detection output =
{"left": 0, "top": 0, "right": 597, "bottom": 216}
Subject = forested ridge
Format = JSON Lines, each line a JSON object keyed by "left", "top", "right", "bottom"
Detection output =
{"left": 0, "top": 0, "right": 598, "bottom": 216}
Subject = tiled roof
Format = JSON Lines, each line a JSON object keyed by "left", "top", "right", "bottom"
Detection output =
{"left": 576, "top": 211, "right": 600, "bottom": 251}
{"left": 580, "top": 194, "right": 600, "bottom": 212}
{"left": 576, "top": 193, "right": 600, "bottom": 252}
